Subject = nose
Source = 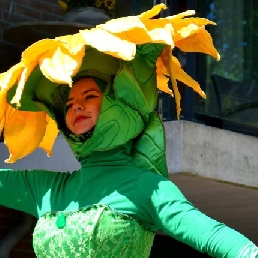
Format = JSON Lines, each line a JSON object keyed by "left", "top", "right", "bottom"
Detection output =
{"left": 73, "top": 101, "right": 84, "bottom": 112}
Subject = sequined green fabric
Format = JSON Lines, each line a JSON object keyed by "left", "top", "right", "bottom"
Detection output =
{"left": 33, "top": 204, "right": 154, "bottom": 258}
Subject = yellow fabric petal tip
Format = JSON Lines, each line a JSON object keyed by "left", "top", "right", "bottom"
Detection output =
{"left": 173, "top": 18, "right": 220, "bottom": 60}
{"left": 39, "top": 115, "right": 59, "bottom": 158}
{"left": 10, "top": 62, "right": 37, "bottom": 106}
{"left": 138, "top": 3, "right": 167, "bottom": 20}
{"left": 0, "top": 63, "right": 24, "bottom": 92}
{"left": 202, "top": 91, "right": 206, "bottom": 99}
{"left": 170, "top": 10, "right": 196, "bottom": 21}
{"left": 4, "top": 111, "right": 47, "bottom": 163}
{"left": 4, "top": 157, "right": 15, "bottom": 164}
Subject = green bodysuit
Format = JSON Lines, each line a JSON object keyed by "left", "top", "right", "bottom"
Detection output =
{"left": 0, "top": 141, "right": 256, "bottom": 257}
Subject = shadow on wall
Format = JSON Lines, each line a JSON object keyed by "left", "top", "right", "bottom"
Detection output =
{"left": 0, "top": 135, "right": 80, "bottom": 172}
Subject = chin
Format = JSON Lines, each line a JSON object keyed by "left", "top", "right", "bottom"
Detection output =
{"left": 75, "top": 127, "right": 94, "bottom": 136}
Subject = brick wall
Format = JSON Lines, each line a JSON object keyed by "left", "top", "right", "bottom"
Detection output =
{"left": 0, "top": 1, "right": 62, "bottom": 256}
{"left": 0, "top": 0, "right": 63, "bottom": 72}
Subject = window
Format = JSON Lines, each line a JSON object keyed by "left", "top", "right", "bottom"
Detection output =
{"left": 194, "top": 0, "right": 258, "bottom": 136}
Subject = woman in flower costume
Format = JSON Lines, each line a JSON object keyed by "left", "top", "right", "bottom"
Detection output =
{"left": 0, "top": 4, "right": 257, "bottom": 258}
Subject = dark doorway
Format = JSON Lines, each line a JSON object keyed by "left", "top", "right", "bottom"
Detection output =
{"left": 150, "top": 235, "right": 210, "bottom": 257}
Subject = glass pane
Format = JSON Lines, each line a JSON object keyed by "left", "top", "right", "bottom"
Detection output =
{"left": 194, "top": 0, "right": 258, "bottom": 135}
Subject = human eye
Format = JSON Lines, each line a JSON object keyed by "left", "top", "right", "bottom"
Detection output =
{"left": 66, "top": 103, "right": 73, "bottom": 111}
{"left": 85, "top": 94, "right": 98, "bottom": 100}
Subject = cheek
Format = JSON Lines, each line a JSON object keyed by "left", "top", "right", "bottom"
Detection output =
{"left": 96, "top": 100, "right": 102, "bottom": 115}
{"left": 92, "top": 100, "right": 102, "bottom": 122}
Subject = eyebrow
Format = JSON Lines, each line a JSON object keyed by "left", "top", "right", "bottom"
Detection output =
{"left": 66, "top": 89, "right": 100, "bottom": 103}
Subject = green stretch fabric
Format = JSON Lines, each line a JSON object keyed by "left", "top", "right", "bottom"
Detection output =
{"left": 0, "top": 143, "right": 256, "bottom": 258}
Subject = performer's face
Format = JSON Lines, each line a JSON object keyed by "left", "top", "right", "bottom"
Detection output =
{"left": 65, "top": 78, "right": 103, "bottom": 135}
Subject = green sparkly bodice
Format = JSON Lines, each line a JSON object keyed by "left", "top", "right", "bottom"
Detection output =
{"left": 33, "top": 205, "right": 154, "bottom": 258}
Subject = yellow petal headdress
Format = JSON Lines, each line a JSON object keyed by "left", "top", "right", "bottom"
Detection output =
{"left": 0, "top": 4, "right": 220, "bottom": 163}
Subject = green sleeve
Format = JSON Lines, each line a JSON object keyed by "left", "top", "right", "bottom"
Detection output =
{"left": 136, "top": 172, "right": 254, "bottom": 258}
{"left": 0, "top": 168, "right": 66, "bottom": 218}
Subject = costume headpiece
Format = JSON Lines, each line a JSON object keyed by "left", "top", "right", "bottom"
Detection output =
{"left": 0, "top": 4, "right": 219, "bottom": 178}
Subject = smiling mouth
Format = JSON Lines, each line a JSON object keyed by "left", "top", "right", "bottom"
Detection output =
{"left": 74, "top": 116, "right": 89, "bottom": 124}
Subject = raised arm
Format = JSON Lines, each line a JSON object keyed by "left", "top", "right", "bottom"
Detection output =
{"left": 137, "top": 172, "right": 258, "bottom": 258}
{"left": 0, "top": 168, "right": 70, "bottom": 218}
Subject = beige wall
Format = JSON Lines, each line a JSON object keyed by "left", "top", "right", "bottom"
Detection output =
{"left": 165, "top": 121, "right": 258, "bottom": 187}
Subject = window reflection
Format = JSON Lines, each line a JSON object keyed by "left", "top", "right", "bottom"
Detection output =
{"left": 195, "top": 0, "right": 258, "bottom": 134}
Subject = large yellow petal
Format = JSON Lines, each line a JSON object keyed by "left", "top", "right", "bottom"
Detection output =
{"left": 175, "top": 28, "right": 220, "bottom": 60}
{"left": 0, "top": 90, "right": 8, "bottom": 121}
{"left": 39, "top": 45, "right": 84, "bottom": 86}
{"left": 141, "top": 14, "right": 211, "bottom": 34}
{"left": 0, "top": 63, "right": 24, "bottom": 91}
{"left": 160, "top": 46, "right": 181, "bottom": 119}
{"left": 159, "top": 46, "right": 206, "bottom": 118}
{"left": 10, "top": 61, "right": 38, "bottom": 106}
{"left": 79, "top": 28, "right": 136, "bottom": 60}
{"left": 0, "top": 91, "right": 8, "bottom": 135}
{"left": 0, "top": 90, "right": 7, "bottom": 134}
{"left": 156, "top": 57, "right": 172, "bottom": 95}
{"left": 142, "top": 15, "right": 216, "bottom": 45}
{"left": 99, "top": 17, "right": 174, "bottom": 46}
{"left": 39, "top": 114, "right": 59, "bottom": 157}
{"left": 5, "top": 104, "right": 16, "bottom": 121}
{"left": 98, "top": 17, "right": 149, "bottom": 43}
{"left": 4, "top": 110, "right": 46, "bottom": 163}
{"left": 138, "top": 3, "right": 167, "bottom": 20}
{"left": 55, "top": 33, "right": 86, "bottom": 55}
{"left": 171, "top": 54, "right": 206, "bottom": 98}
{"left": 140, "top": 10, "right": 196, "bottom": 32}
{"left": 22, "top": 39, "right": 60, "bottom": 66}
{"left": 174, "top": 23, "right": 200, "bottom": 41}
{"left": 156, "top": 56, "right": 169, "bottom": 75}
{"left": 98, "top": 16, "right": 145, "bottom": 33}
{"left": 0, "top": 117, "right": 4, "bottom": 135}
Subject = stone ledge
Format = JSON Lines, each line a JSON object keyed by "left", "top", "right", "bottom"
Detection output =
{"left": 164, "top": 120, "right": 258, "bottom": 187}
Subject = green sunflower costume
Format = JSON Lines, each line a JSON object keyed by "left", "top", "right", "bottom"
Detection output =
{"left": 0, "top": 4, "right": 257, "bottom": 258}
